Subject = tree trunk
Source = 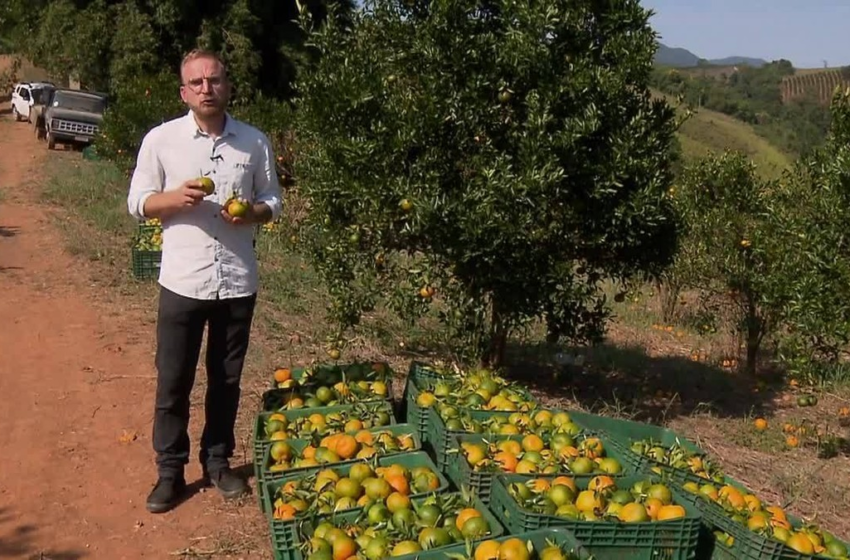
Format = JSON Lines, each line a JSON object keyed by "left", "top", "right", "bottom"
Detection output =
{"left": 482, "top": 303, "right": 508, "bottom": 369}
{"left": 744, "top": 291, "right": 763, "bottom": 376}
{"left": 659, "top": 277, "right": 682, "bottom": 324}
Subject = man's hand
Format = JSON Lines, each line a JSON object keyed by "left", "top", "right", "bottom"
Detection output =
{"left": 220, "top": 200, "right": 272, "bottom": 226}
{"left": 174, "top": 179, "right": 209, "bottom": 208}
{"left": 143, "top": 179, "right": 207, "bottom": 218}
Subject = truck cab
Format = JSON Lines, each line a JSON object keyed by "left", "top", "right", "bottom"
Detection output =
{"left": 38, "top": 88, "right": 108, "bottom": 150}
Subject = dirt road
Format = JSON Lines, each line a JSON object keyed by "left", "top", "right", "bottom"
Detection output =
{"left": 0, "top": 106, "right": 265, "bottom": 559}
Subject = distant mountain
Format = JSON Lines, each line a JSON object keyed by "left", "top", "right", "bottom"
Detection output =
{"left": 655, "top": 44, "right": 702, "bottom": 68}
{"left": 709, "top": 56, "right": 768, "bottom": 68}
{"left": 655, "top": 43, "right": 768, "bottom": 69}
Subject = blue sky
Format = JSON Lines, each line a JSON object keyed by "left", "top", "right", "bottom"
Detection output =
{"left": 640, "top": 0, "right": 850, "bottom": 69}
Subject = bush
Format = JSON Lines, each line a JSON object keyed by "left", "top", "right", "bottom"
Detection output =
{"left": 290, "top": 0, "right": 680, "bottom": 365}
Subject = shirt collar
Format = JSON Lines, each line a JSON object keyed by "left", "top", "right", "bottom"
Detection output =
{"left": 185, "top": 110, "right": 236, "bottom": 139}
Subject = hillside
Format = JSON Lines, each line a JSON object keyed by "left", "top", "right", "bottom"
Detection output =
{"left": 652, "top": 89, "right": 791, "bottom": 177}
{"left": 677, "top": 108, "right": 790, "bottom": 176}
{"left": 781, "top": 68, "right": 850, "bottom": 104}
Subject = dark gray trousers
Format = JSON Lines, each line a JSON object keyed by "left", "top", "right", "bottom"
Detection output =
{"left": 153, "top": 286, "right": 256, "bottom": 478}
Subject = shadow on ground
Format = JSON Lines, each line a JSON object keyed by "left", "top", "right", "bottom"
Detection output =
{"left": 0, "top": 507, "right": 87, "bottom": 559}
{"left": 497, "top": 340, "right": 784, "bottom": 423}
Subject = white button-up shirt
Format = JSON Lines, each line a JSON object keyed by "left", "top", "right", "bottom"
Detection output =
{"left": 127, "top": 111, "right": 283, "bottom": 300}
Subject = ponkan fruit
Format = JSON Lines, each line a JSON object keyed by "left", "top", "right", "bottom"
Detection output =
{"left": 225, "top": 197, "right": 249, "bottom": 218}
{"left": 196, "top": 176, "right": 215, "bottom": 195}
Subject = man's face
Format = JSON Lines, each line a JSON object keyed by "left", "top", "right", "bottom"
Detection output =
{"left": 180, "top": 56, "right": 230, "bottom": 118}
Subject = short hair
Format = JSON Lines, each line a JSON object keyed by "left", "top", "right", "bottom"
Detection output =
{"left": 180, "top": 49, "right": 228, "bottom": 82}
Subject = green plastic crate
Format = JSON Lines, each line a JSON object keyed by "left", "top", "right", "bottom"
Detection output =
{"left": 407, "top": 360, "right": 449, "bottom": 384}
{"left": 697, "top": 527, "right": 738, "bottom": 560}
{"left": 489, "top": 473, "right": 702, "bottom": 560}
{"left": 251, "top": 402, "right": 397, "bottom": 508}
{"left": 263, "top": 450, "right": 449, "bottom": 520}
{"left": 261, "top": 377, "right": 394, "bottom": 412}
{"left": 444, "top": 432, "right": 636, "bottom": 505}
{"left": 403, "top": 376, "right": 432, "bottom": 444}
{"left": 260, "top": 423, "right": 422, "bottom": 495}
{"left": 426, "top": 407, "right": 590, "bottom": 469}
{"left": 685, "top": 477, "right": 850, "bottom": 560}
{"left": 412, "top": 369, "right": 539, "bottom": 411}
{"left": 274, "top": 491, "right": 505, "bottom": 560}
{"left": 568, "top": 411, "right": 705, "bottom": 456}
{"left": 415, "top": 526, "right": 710, "bottom": 560}
{"left": 269, "top": 361, "right": 393, "bottom": 391}
{"left": 131, "top": 247, "right": 161, "bottom": 280}
{"left": 404, "top": 374, "right": 539, "bottom": 448}
{"left": 568, "top": 412, "right": 724, "bottom": 491}
{"left": 253, "top": 400, "right": 397, "bottom": 452}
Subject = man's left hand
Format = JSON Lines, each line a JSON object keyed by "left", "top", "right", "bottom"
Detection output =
{"left": 220, "top": 200, "right": 272, "bottom": 226}
{"left": 220, "top": 204, "right": 255, "bottom": 225}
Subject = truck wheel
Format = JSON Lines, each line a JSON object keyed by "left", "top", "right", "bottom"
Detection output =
{"left": 12, "top": 107, "right": 20, "bottom": 122}
{"left": 47, "top": 131, "right": 55, "bottom": 150}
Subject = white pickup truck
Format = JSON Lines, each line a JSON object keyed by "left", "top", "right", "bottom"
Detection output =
{"left": 10, "top": 81, "right": 55, "bottom": 123}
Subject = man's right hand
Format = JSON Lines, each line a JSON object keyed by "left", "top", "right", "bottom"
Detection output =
{"left": 142, "top": 180, "right": 208, "bottom": 218}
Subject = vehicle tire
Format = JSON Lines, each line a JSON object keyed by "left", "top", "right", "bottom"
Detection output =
{"left": 12, "top": 107, "right": 20, "bottom": 122}
{"left": 47, "top": 131, "right": 55, "bottom": 150}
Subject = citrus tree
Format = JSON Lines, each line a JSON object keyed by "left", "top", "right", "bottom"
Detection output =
{"left": 768, "top": 88, "right": 850, "bottom": 384}
{"left": 95, "top": 70, "right": 186, "bottom": 172}
{"left": 291, "top": 0, "right": 681, "bottom": 365}
{"left": 675, "top": 152, "right": 781, "bottom": 375}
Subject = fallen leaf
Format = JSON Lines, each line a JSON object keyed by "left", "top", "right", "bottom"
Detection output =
{"left": 119, "top": 430, "right": 138, "bottom": 443}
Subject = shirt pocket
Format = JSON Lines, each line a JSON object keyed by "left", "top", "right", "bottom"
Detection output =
{"left": 222, "top": 157, "right": 256, "bottom": 200}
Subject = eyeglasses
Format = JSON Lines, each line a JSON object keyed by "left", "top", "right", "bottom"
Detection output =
{"left": 183, "top": 76, "right": 226, "bottom": 92}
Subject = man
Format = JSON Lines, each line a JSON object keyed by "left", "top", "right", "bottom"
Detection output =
{"left": 127, "top": 49, "right": 282, "bottom": 514}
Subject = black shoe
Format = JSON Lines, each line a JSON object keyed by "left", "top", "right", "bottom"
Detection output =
{"left": 206, "top": 467, "right": 249, "bottom": 500}
{"left": 146, "top": 476, "right": 186, "bottom": 514}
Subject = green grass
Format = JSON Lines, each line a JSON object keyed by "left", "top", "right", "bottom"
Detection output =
{"left": 41, "top": 157, "right": 137, "bottom": 267}
{"left": 652, "top": 89, "right": 792, "bottom": 178}
{"left": 677, "top": 110, "right": 791, "bottom": 178}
